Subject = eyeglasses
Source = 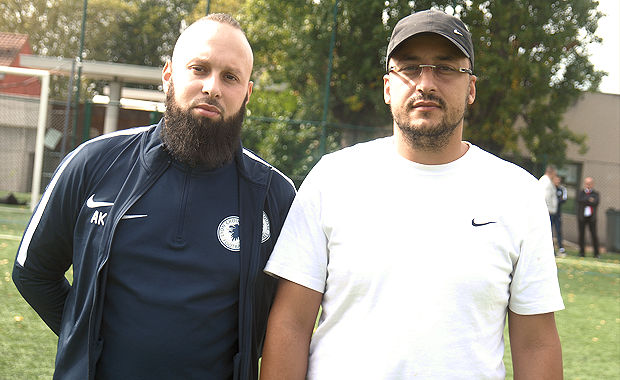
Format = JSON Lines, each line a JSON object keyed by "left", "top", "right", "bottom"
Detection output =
{"left": 388, "top": 64, "right": 473, "bottom": 80}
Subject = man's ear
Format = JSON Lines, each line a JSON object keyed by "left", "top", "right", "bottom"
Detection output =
{"left": 162, "top": 60, "right": 172, "bottom": 94}
{"left": 245, "top": 81, "right": 253, "bottom": 105}
{"left": 467, "top": 75, "right": 477, "bottom": 105}
{"left": 383, "top": 74, "right": 391, "bottom": 105}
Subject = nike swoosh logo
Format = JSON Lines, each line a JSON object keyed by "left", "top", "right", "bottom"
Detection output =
{"left": 86, "top": 194, "right": 114, "bottom": 208}
{"left": 472, "top": 219, "right": 496, "bottom": 227}
{"left": 121, "top": 214, "right": 148, "bottom": 220}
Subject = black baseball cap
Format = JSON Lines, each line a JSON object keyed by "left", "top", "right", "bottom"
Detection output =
{"left": 386, "top": 9, "right": 474, "bottom": 72}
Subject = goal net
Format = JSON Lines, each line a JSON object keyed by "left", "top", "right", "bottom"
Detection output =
{"left": 0, "top": 66, "right": 50, "bottom": 210}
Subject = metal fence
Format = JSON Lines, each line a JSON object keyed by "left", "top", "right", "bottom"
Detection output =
{"left": 0, "top": 91, "right": 71, "bottom": 193}
{"left": 243, "top": 115, "right": 391, "bottom": 187}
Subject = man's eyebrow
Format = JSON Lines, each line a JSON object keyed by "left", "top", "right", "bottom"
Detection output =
{"left": 188, "top": 58, "right": 243, "bottom": 74}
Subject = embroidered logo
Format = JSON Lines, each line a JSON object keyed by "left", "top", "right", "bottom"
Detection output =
{"left": 218, "top": 216, "right": 241, "bottom": 252}
{"left": 262, "top": 211, "right": 271, "bottom": 243}
{"left": 217, "top": 212, "right": 271, "bottom": 252}
{"left": 121, "top": 214, "right": 148, "bottom": 220}
{"left": 86, "top": 194, "right": 114, "bottom": 208}
{"left": 472, "top": 218, "right": 497, "bottom": 227}
{"left": 454, "top": 28, "right": 464, "bottom": 36}
{"left": 86, "top": 194, "right": 114, "bottom": 226}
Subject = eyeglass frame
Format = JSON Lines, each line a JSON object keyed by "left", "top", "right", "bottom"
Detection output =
{"left": 387, "top": 64, "right": 474, "bottom": 80}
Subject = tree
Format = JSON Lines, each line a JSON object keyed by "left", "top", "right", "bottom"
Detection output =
{"left": 239, "top": 0, "right": 603, "bottom": 177}
{"left": 457, "top": 0, "right": 601, "bottom": 165}
{"left": 0, "top": 0, "right": 244, "bottom": 99}
{"left": 240, "top": 0, "right": 392, "bottom": 138}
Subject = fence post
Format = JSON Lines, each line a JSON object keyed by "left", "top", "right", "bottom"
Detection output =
{"left": 82, "top": 100, "right": 92, "bottom": 142}
{"left": 319, "top": 0, "right": 339, "bottom": 156}
{"left": 31, "top": 72, "right": 50, "bottom": 210}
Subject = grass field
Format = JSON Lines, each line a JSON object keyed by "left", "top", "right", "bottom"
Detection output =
{"left": 0, "top": 202, "right": 618, "bottom": 379}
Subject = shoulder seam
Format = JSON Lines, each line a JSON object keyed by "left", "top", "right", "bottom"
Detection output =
{"left": 242, "top": 148, "right": 296, "bottom": 190}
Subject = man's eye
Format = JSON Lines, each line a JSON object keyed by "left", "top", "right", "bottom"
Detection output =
{"left": 224, "top": 73, "right": 239, "bottom": 81}
{"left": 436, "top": 65, "right": 456, "bottom": 73}
{"left": 402, "top": 66, "right": 421, "bottom": 74}
{"left": 191, "top": 66, "right": 205, "bottom": 73}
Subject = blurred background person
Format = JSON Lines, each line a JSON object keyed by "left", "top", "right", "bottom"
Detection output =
{"left": 539, "top": 165, "right": 558, "bottom": 227}
{"left": 577, "top": 176, "right": 601, "bottom": 258}
{"left": 553, "top": 175, "right": 567, "bottom": 257}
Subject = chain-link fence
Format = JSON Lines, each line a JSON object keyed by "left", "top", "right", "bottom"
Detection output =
{"left": 243, "top": 115, "right": 391, "bottom": 187}
{"left": 0, "top": 93, "right": 39, "bottom": 194}
{"left": 0, "top": 91, "right": 76, "bottom": 196}
{"left": 0, "top": 72, "right": 157, "bottom": 198}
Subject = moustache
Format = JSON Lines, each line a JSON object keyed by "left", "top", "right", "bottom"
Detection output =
{"left": 406, "top": 93, "right": 446, "bottom": 109}
{"left": 190, "top": 97, "right": 224, "bottom": 113}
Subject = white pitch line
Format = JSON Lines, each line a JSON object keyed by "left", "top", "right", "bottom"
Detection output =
{"left": 0, "top": 234, "right": 22, "bottom": 241}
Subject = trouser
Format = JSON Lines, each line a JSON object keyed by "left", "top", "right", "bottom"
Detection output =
{"left": 552, "top": 213, "right": 563, "bottom": 249}
{"left": 578, "top": 216, "right": 599, "bottom": 256}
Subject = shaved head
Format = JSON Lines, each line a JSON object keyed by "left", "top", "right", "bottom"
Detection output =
{"left": 170, "top": 16, "right": 253, "bottom": 84}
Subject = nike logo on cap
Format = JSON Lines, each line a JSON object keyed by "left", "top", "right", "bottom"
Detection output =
{"left": 472, "top": 219, "right": 496, "bottom": 227}
{"left": 454, "top": 28, "right": 463, "bottom": 36}
{"left": 86, "top": 194, "right": 114, "bottom": 208}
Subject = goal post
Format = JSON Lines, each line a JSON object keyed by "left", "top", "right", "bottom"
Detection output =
{"left": 0, "top": 66, "right": 50, "bottom": 211}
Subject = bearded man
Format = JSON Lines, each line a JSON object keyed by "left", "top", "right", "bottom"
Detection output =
{"left": 13, "top": 13, "right": 295, "bottom": 380}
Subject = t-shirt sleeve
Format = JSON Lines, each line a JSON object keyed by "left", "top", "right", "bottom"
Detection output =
{"left": 509, "top": 179, "right": 565, "bottom": 315}
{"left": 264, "top": 161, "right": 328, "bottom": 294}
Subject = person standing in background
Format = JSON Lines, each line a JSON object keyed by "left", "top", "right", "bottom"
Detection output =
{"left": 553, "top": 175, "right": 567, "bottom": 257}
{"left": 577, "top": 176, "right": 600, "bottom": 258}
{"left": 539, "top": 165, "right": 558, "bottom": 226}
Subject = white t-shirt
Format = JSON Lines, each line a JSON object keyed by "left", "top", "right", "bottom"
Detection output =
{"left": 265, "top": 137, "right": 564, "bottom": 380}
{"left": 539, "top": 174, "right": 558, "bottom": 215}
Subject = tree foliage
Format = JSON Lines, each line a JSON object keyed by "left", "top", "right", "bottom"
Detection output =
{"left": 459, "top": 0, "right": 602, "bottom": 165}
{"left": 1, "top": 0, "right": 245, "bottom": 63}
{"left": 240, "top": 0, "right": 603, "bottom": 173}
{"left": 1, "top": 0, "right": 605, "bottom": 175}
{"left": 0, "top": 0, "right": 243, "bottom": 98}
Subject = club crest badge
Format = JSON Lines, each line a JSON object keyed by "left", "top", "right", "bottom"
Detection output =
{"left": 218, "top": 216, "right": 241, "bottom": 252}
{"left": 262, "top": 211, "right": 271, "bottom": 243}
{"left": 217, "top": 212, "right": 271, "bottom": 252}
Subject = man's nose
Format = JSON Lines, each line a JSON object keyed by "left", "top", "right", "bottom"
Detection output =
{"left": 202, "top": 74, "right": 221, "bottom": 97}
{"left": 415, "top": 67, "right": 438, "bottom": 93}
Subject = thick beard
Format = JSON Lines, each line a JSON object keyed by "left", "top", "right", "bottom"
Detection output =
{"left": 392, "top": 92, "right": 467, "bottom": 152}
{"left": 162, "top": 84, "right": 245, "bottom": 169}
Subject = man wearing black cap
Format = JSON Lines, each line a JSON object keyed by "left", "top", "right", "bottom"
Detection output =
{"left": 260, "top": 9, "right": 564, "bottom": 380}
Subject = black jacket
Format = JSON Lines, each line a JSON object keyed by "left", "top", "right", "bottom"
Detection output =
{"left": 577, "top": 189, "right": 600, "bottom": 221}
{"left": 13, "top": 121, "right": 296, "bottom": 380}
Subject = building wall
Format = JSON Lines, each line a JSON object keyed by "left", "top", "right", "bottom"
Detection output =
{"left": 561, "top": 92, "right": 620, "bottom": 251}
{"left": 0, "top": 94, "right": 39, "bottom": 192}
{"left": 0, "top": 124, "right": 36, "bottom": 193}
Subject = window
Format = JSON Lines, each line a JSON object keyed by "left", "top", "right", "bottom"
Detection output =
{"left": 557, "top": 162, "right": 582, "bottom": 215}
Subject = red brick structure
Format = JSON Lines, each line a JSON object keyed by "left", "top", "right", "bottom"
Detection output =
{"left": 0, "top": 33, "right": 42, "bottom": 96}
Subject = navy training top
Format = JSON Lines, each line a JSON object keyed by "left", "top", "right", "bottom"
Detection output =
{"left": 97, "top": 160, "right": 240, "bottom": 380}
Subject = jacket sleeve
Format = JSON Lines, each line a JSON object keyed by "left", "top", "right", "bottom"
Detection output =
{"left": 590, "top": 191, "right": 600, "bottom": 207}
{"left": 13, "top": 147, "right": 88, "bottom": 335}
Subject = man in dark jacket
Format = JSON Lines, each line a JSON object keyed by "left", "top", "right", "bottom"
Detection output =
{"left": 13, "top": 13, "right": 295, "bottom": 380}
{"left": 577, "top": 176, "right": 600, "bottom": 258}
